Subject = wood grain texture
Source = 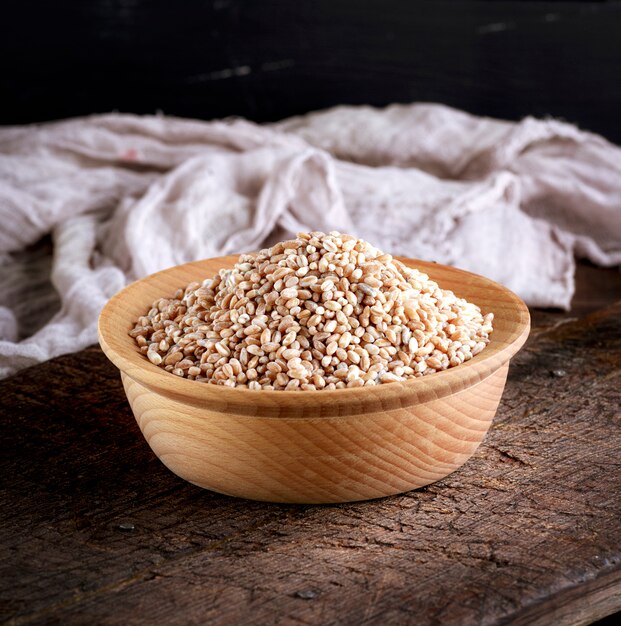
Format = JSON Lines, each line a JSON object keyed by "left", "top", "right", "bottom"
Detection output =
{"left": 98, "top": 257, "right": 529, "bottom": 503}
{"left": 121, "top": 364, "right": 509, "bottom": 503}
{"left": 1, "top": 269, "right": 619, "bottom": 626}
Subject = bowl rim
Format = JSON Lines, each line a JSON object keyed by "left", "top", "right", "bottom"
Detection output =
{"left": 98, "top": 256, "right": 530, "bottom": 417}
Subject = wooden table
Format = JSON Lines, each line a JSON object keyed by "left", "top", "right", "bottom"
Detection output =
{"left": 2, "top": 264, "right": 621, "bottom": 626}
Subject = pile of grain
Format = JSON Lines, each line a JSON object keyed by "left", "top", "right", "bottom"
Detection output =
{"left": 130, "top": 232, "right": 493, "bottom": 390}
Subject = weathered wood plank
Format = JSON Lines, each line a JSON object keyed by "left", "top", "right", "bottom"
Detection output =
{"left": 1, "top": 297, "right": 620, "bottom": 625}
{"left": 509, "top": 567, "right": 621, "bottom": 626}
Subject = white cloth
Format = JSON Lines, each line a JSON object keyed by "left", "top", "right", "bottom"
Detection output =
{"left": 1, "top": 104, "right": 620, "bottom": 378}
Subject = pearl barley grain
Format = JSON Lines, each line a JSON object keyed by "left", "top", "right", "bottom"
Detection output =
{"left": 131, "top": 231, "right": 494, "bottom": 390}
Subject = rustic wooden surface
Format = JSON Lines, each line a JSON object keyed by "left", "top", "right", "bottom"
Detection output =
{"left": 1, "top": 263, "right": 620, "bottom": 625}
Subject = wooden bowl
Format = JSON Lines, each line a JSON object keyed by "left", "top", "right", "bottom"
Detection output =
{"left": 98, "top": 256, "right": 530, "bottom": 504}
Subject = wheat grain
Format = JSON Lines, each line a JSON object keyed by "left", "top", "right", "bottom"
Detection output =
{"left": 130, "top": 231, "right": 494, "bottom": 390}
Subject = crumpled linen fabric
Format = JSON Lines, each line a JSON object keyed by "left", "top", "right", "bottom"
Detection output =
{"left": 1, "top": 103, "right": 620, "bottom": 378}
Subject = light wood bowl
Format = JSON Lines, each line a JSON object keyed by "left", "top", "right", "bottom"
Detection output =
{"left": 98, "top": 256, "right": 530, "bottom": 504}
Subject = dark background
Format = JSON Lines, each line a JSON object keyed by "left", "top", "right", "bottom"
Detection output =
{"left": 1, "top": 0, "right": 621, "bottom": 138}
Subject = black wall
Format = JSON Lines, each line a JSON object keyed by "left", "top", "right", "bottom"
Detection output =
{"left": 2, "top": 0, "right": 621, "bottom": 143}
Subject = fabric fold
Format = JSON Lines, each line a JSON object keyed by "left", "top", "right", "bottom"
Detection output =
{"left": 1, "top": 103, "right": 620, "bottom": 378}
